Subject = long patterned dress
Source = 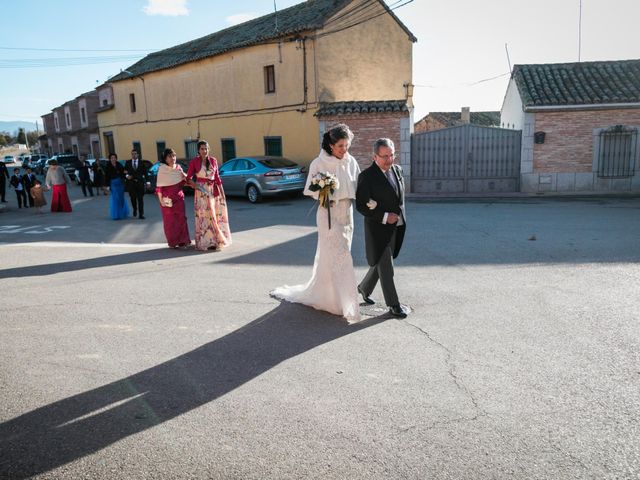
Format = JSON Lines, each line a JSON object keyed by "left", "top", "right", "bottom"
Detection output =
{"left": 186, "top": 156, "right": 232, "bottom": 251}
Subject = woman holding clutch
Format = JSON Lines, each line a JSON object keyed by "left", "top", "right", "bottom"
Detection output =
{"left": 185, "top": 140, "right": 231, "bottom": 251}
{"left": 156, "top": 148, "right": 191, "bottom": 249}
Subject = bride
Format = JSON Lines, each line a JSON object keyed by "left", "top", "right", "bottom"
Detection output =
{"left": 271, "top": 124, "right": 361, "bottom": 323}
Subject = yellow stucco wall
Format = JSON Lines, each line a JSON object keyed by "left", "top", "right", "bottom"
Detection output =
{"left": 97, "top": 0, "right": 413, "bottom": 166}
{"left": 314, "top": 2, "right": 413, "bottom": 103}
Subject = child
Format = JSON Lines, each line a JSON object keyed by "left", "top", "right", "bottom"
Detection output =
{"left": 10, "top": 168, "right": 28, "bottom": 208}
{"left": 30, "top": 179, "right": 47, "bottom": 214}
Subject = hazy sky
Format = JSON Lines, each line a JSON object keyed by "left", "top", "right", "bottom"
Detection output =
{"left": 1, "top": 0, "right": 639, "bottom": 128}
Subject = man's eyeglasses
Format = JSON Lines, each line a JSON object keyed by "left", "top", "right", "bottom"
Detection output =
{"left": 376, "top": 154, "right": 396, "bottom": 160}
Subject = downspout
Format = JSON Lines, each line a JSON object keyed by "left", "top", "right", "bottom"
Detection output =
{"left": 302, "top": 37, "right": 308, "bottom": 108}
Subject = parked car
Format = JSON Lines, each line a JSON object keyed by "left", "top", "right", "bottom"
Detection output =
{"left": 29, "top": 153, "right": 49, "bottom": 173}
{"left": 218, "top": 156, "right": 307, "bottom": 203}
{"left": 3, "top": 155, "right": 16, "bottom": 164}
{"left": 32, "top": 156, "right": 50, "bottom": 174}
{"left": 44, "top": 154, "right": 81, "bottom": 180}
{"left": 146, "top": 160, "right": 192, "bottom": 194}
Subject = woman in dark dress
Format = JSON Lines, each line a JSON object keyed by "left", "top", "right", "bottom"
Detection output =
{"left": 156, "top": 148, "right": 190, "bottom": 248}
{"left": 104, "top": 153, "right": 129, "bottom": 220}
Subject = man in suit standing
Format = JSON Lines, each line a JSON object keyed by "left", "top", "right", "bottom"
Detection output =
{"left": 22, "top": 167, "right": 37, "bottom": 207}
{"left": 355, "top": 138, "right": 408, "bottom": 318}
{"left": 124, "top": 149, "right": 148, "bottom": 219}
{"left": 0, "top": 161, "right": 9, "bottom": 203}
{"left": 77, "top": 155, "right": 94, "bottom": 197}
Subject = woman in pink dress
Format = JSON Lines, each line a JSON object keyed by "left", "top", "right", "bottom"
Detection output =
{"left": 156, "top": 148, "right": 190, "bottom": 249}
{"left": 186, "top": 140, "right": 231, "bottom": 251}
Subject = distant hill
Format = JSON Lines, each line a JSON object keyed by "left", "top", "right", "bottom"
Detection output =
{"left": 0, "top": 121, "right": 40, "bottom": 134}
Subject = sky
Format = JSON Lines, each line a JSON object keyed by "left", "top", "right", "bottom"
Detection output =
{"left": 1, "top": 0, "right": 639, "bottom": 130}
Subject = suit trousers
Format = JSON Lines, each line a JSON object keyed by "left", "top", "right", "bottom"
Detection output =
{"left": 15, "top": 189, "right": 28, "bottom": 208}
{"left": 359, "top": 229, "right": 399, "bottom": 307}
{"left": 129, "top": 184, "right": 145, "bottom": 217}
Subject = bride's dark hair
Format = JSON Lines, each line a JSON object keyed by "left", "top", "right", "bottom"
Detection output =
{"left": 321, "top": 123, "right": 354, "bottom": 156}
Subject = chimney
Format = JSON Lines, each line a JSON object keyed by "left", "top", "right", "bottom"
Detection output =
{"left": 461, "top": 107, "right": 470, "bottom": 124}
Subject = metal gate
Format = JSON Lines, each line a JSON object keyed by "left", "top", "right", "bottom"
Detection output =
{"left": 411, "top": 124, "right": 522, "bottom": 193}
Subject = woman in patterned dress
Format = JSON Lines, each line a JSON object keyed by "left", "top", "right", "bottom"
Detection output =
{"left": 185, "top": 140, "right": 232, "bottom": 251}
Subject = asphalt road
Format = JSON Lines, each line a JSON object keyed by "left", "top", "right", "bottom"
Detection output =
{"left": 1, "top": 184, "right": 639, "bottom": 479}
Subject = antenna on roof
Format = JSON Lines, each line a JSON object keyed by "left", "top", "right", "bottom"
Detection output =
{"left": 578, "top": 0, "right": 582, "bottom": 61}
{"left": 274, "top": 1, "right": 278, "bottom": 32}
{"left": 505, "top": 43, "right": 512, "bottom": 73}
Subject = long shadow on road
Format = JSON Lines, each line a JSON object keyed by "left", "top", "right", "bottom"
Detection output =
{"left": 0, "top": 247, "right": 200, "bottom": 279}
{"left": 0, "top": 304, "right": 387, "bottom": 479}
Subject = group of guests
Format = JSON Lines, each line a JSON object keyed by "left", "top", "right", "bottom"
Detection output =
{"left": 0, "top": 162, "right": 64, "bottom": 213}
{"left": 154, "top": 141, "right": 232, "bottom": 251}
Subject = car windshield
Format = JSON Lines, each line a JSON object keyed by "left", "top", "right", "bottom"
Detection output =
{"left": 258, "top": 158, "right": 297, "bottom": 168}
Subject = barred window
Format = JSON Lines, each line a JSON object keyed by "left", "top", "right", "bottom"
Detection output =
{"left": 264, "top": 65, "right": 275, "bottom": 94}
{"left": 595, "top": 125, "right": 637, "bottom": 178}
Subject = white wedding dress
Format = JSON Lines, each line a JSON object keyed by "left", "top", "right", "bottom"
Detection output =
{"left": 271, "top": 150, "right": 361, "bottom": 323}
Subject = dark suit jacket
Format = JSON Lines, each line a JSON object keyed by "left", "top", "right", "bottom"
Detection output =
{"left": 22, "top": 173, "right": 36, "bottom": 190}
{"left": 124, "top": 159, "right": 148, "bottom": 193}
{"left": 355, "top": 162, "right": 406, "bottom": 267}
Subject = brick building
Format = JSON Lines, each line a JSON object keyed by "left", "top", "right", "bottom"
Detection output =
{"left": 39, "top": 90, "right": 101, "bottom": 158}
{"left": 315, "top": 100, "right": 412, "bottom": 174}
{"left": 501, "top": 59, "right": 640, "bottom": 193}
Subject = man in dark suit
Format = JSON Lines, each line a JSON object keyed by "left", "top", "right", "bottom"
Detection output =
{"left": 77, "top": 155, "right": 94, "bottom": 197}
{"left": 355, "top": 138, "right": 408, "bottom": 318}
{"left": 124, "top": 149, "right": 148, "bottom": 219}
{"left": 22, "top": 167, "right": 37, "bottom": 207}
{"left": 0, "top": 161, "right": 9, "bottom": 202}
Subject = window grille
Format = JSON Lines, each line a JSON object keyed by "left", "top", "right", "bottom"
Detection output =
{"left": 597, "top": 125, "right": 637, "bottom": 178}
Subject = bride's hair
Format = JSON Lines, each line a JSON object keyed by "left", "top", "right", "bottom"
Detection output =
{"left": 322, "top": 123, "right": 354, "bottom": 155}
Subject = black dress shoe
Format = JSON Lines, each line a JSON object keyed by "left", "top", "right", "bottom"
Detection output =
{"left": 358, "top": 286, "right": 375, "bottom": 305}
{"left": 139, "top": 215, "right": 145, "bottom": 219}
{"left": 389, "top": 304, "right": 408, "bottom": 318}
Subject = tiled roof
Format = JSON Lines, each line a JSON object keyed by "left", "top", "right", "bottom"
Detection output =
{"left": 513, "top": 59, "right": 640, "bottom": 107}
{"left": 421, "top": 111, "right": 500, "bottom": 127}
{"left": 110, "top": 0, "right": 416, "bottom": 82}
{"left": 315, "top": 100, "right": 409, "bottom": 116}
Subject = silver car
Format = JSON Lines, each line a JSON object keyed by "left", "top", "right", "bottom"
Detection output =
{"left": 219, "top": 156, "right": 307, "bottom": 203}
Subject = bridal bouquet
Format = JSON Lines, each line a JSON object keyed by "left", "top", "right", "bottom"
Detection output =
{"left": 308, "top": 172, "right": 339, "bottom": 229}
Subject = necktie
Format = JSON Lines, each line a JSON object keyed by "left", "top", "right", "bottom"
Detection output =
{"left": 133, "top": 161, "right": 137, "bottom": 170}
{"left": 385, "top": 169, "right": 398, "bottom": 195}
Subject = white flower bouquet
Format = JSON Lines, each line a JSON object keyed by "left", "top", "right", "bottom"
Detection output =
{"left": 308, "top": 171, "right": 339, "bottom": 228}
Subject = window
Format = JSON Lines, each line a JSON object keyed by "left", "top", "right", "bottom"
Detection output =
{"left": 103, "top": 132, "right": 115, "bottom": 156}
{"left": 156, "top": 141, "right": 166, "bottom": 163}
{"left": 54, "top": 116, "right": 59, "bottom": 131}
{"left": 65, "top": 113, "right": 71, "bottom": 128}
{"left": 594, "top": 125, "right": 638, "bottom": 178}
{"left": 80, "top": 107, "right": 86, "bottom": 123}
{"left": 264, "top": 136, "right": 282, "bottom": 156}
{"left": 233, "top": 159, "right": 255, "bottom": 171}
{"left": 221, "top": 139, "right": 236, "bottom": 163}
{"left": 102, "top": 99, "right": 108, "bottom": 106}
{"left": 264, "top": 65, "right": 275, "bottom": 94}
{"left": 219, "top": 160, "right": 236, "bottom": 174}
{"left": 130, "top": 93, "right": 137, "bottom": 113}
{"left": 132, "top": 142, "right": 141, "bottom": 157}
{"left": 185, "top": 140, "right": 198, "bottom": 160}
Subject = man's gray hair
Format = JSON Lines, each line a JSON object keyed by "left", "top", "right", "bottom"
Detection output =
{"left": 373, "top": 138, "right": 395, "bottom": 155}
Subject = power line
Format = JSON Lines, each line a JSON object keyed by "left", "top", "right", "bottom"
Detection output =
{"left": 0, "top": 0, "right": 416, "bottom": 69}
{"left": 0, "top": 46, "right": 156, "bottom": 52}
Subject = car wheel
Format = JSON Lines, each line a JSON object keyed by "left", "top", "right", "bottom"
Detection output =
{"left": 246, "top": 184, "right": 262, "bottom": 203}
